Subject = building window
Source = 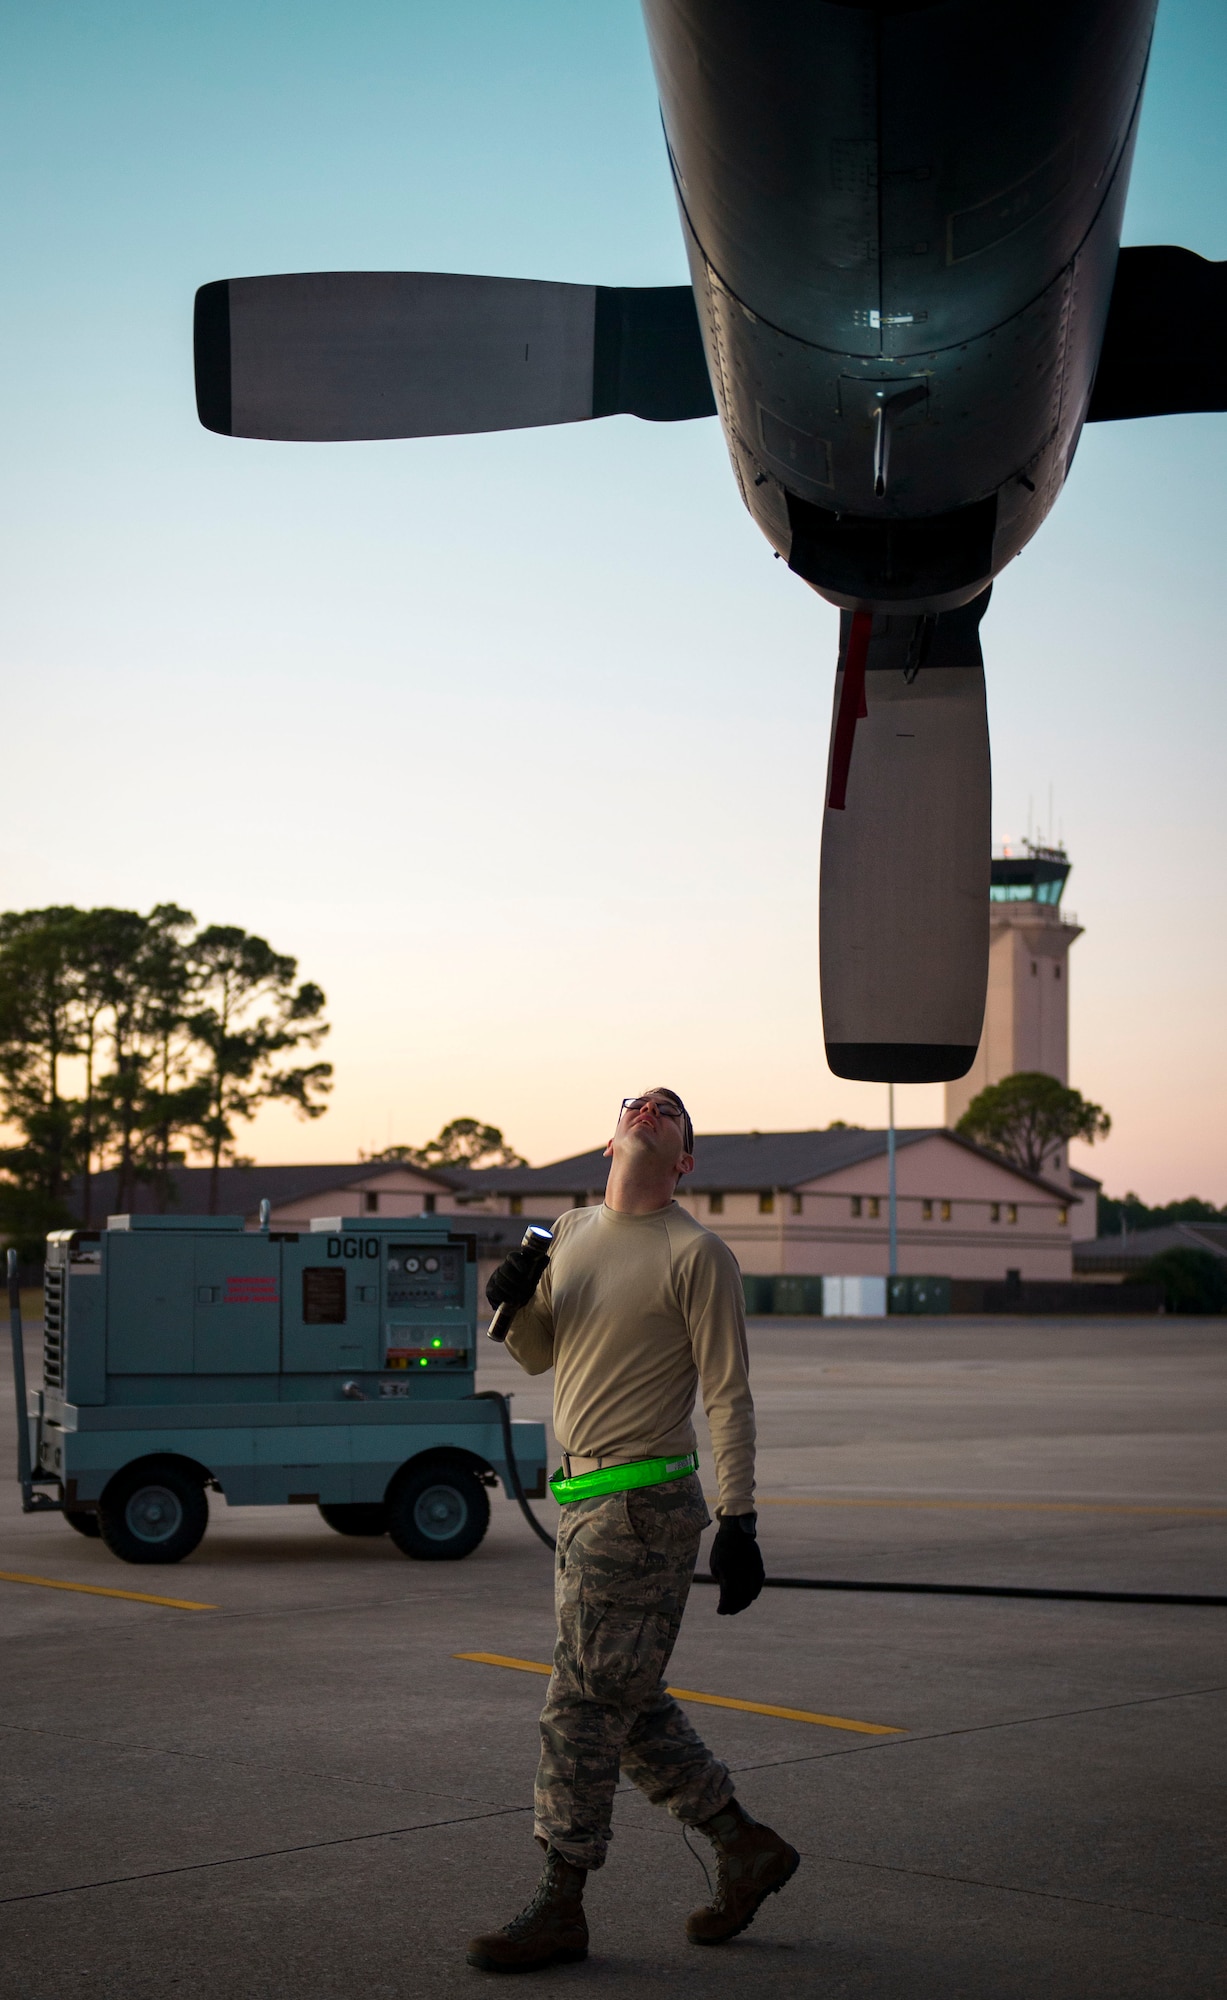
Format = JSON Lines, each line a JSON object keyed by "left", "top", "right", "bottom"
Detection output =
{"left": 363, "top": 1190, "right": 378, "bottom": 1214}
{"left": 790, "top": 1192, "right": 802, "bottom": 1215}
{"left": 759, "top": 1192, "right": 775, "bottom": 1215}
{"left": 572, "top": 1194, "right": 586, "bottom": 1209}
{"left": 940, "top": 1200, "right": 952, "bottom": 1222}
{"left": 509, "top": 1195, "right": 522, "bottom": 1216}
{"left": 922, "top": 1199, "right": 933, "bottom": 1221}
{"left": 851, "top": 1196, "right": 862, "bottom": 1218}
{"left": 1058, "top": 1204, "right": 1069, "bottom": 1226}
{"left": 709, "top": 1192, "right": 724, "bottom": 1215}
{"left": 868, "top": 1196, "right": 880, "bottom": 1220}
{"left": 1007, "top": 1203, "right": 1018, "bottom": 1224}
{"left": 1031, "top": 961, "right": 1038, "bottom": 977}
{"left": 990, "top": 1202, "right": 1000, "bottom": 1223}
{"left": 423, "top": 1194, "right": 436, "bottom": 1214}
{"left": 1054, "top": 963, "right": 1061, "bottom": 980}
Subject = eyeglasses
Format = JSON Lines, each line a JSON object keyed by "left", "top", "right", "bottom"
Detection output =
{"left": 619, "top": 1095, "right": 694, "bottom": 1151}
{"left": 623, "top": 1096, "right": 683, "bottom": 1128}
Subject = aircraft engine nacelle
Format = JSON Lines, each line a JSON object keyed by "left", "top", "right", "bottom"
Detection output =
{"left": 643, "top": 0, "right": 1156, "bottom": 613}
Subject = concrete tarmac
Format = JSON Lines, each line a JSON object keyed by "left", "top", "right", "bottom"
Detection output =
{"left": 2, "top": 1316, "right": 1225, "bottom": 1997}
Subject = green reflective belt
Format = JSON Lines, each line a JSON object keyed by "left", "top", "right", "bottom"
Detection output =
{"left": 549, "top": 1451, "right": 699, "bottom": 1506}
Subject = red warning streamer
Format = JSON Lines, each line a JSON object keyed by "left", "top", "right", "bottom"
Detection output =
{"left": 826, "top": 609, "right": 873, "bottom": 811}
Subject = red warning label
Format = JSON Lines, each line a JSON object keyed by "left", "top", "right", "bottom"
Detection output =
{"left": 225, "top": 1275, "right": 279, "bottom": 1305}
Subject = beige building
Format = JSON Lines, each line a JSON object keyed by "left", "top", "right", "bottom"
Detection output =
{"left": 434, "top": 1128, "right": 1078, "bottom": 1282}
{"left": 82, "top": 1126, "right": 1080, "bottom": 1284}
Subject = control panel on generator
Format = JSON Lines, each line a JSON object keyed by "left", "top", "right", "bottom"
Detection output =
{"left": 14, "top": 1211, "right": 547, "bottom": 1568}
{"left": 294, "top": 1223, "right": 472, "bottom": 1383}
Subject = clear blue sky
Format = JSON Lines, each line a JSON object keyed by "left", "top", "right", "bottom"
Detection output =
{"left": 2, "top": 1, "right": 1225, "bottom": 1198}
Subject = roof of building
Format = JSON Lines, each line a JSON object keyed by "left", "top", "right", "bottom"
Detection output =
{"left": 1069, "top": 1167, "right": 1102, "bottom": 1193}
{"left": 445, "top": 1127, "right": 1075, "bottom": 1201}
{"left": 66, "top": 1127, "right": 1076, "bottom": 1227}
{"left": 441, "top": 1127, "right": 901, "bottom": 1195}
{"left": 1074, "top": 1220, "right": 1227, "bottom": 1271}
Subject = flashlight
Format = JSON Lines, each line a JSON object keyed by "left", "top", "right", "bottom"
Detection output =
{"left": 486, "top": 1225, "right": 554, "bottom": 1343}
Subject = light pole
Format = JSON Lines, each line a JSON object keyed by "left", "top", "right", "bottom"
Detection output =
{"left": 887, "top": 1082, "right": 898, "bottom": 1281}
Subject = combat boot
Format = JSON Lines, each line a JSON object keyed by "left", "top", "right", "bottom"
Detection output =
{"left": 465, "top": 1846, "right": 589, "bottom": 1973}
{"left": 685, "top": 1797, "right": 800, "bottom": 1945}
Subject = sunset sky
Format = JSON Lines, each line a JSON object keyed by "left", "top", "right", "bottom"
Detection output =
{"left": 2, "top": 1, "right": 1225, "bottom": 1201}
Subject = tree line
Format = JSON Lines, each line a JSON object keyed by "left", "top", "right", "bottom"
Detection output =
{"left": 0, "top": 905, "right": 331, "bottom": 1253}
{"left": 1095, "top": 1189, "right": 1225, "bottom": 1234}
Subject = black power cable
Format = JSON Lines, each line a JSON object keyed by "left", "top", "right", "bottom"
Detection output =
{"left": 471, "top": 1389, "right": 557, "bottom": 1553}
{"left": 691, "top": 1575, "right": 1227, "bottom": 1608}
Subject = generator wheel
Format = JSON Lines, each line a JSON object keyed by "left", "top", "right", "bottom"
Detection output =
{"left": 318, "top": 1502, "right": 389, "bottom": 1537}
{"left": 98, "top": 1461, "right": 208, "bottom": 1565}
{"left": 387, "top": 1459, "right": 490, "bottom": 1562}
{"left": 63, "top": 1509, "right": 102, "bottom": 1539}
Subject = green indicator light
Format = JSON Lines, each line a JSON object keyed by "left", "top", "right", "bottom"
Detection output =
{"left": 419, "top": 1357, "right": 428, "bottom": 1367}
{"left": 432, "top": 1338, "right": 442, "bottom": 1348}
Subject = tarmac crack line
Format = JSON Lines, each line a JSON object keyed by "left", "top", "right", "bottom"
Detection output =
{"left": 807, "top": 1846, "right": 1227, "bottom": 1932}
{"left": 0, "top": 1801, "right": 537, "bottom": 1908}
{"left": 720, "top": 1679, "right": 1227, "bottom": 1777}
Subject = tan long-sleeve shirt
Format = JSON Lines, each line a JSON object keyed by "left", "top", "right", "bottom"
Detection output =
{"left": 505, "top": 1201, "right": 756, "bottom": 1516}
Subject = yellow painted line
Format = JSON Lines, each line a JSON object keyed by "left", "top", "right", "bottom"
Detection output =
{"left": 459, "top": 1651, "right": 553, "bottom": 1676}
{"left": 454, "top": 1652, "right": 904, "bottom": 1736}
{"left": 0, "top": 1570, "right": 216, "bottom": 1611}
{"left": 662, "top": 1686, "right": 903, "bottom": 1734}
{"left": 742, "top": 1497, "right": 1227, "bottom": 1519}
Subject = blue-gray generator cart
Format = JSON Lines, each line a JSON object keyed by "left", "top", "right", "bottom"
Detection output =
{"left": 15, "top": 1212, "right": 547, "bottom": 1565}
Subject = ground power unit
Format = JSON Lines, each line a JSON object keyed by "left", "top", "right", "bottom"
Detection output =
{"left": 16, "top": 1212, "right": 546, "bottom": 1566}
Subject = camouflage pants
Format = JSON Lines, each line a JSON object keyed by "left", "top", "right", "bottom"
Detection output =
{"left": 534, "top": 1473, "right": 734, "bottom": 1870}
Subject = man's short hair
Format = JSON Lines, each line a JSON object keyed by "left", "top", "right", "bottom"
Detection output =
{"left": 647, "top": 1086, "right": 694, "bottom": 1157}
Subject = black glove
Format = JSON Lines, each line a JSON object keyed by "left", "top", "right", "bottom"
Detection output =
{"left": 485, "top": 1244, "right": 549, "bottom": 1315}
{"left": 709, "top": 1514, "right": 764, "bottom": 1616}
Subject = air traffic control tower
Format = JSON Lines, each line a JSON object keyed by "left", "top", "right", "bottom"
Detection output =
{"left": 944, "top": 844, "right": 1083, "bottom": 1130}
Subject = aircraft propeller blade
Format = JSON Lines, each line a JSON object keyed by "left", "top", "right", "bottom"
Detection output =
{"left": 1087, "top": 248, "right": 1227, "bottom": 422}
{"left": 820, "top": 592, "right": 992, "bottom": 1084}
{"left": 194, "top": 273, "right": 715, "bottom": 441}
